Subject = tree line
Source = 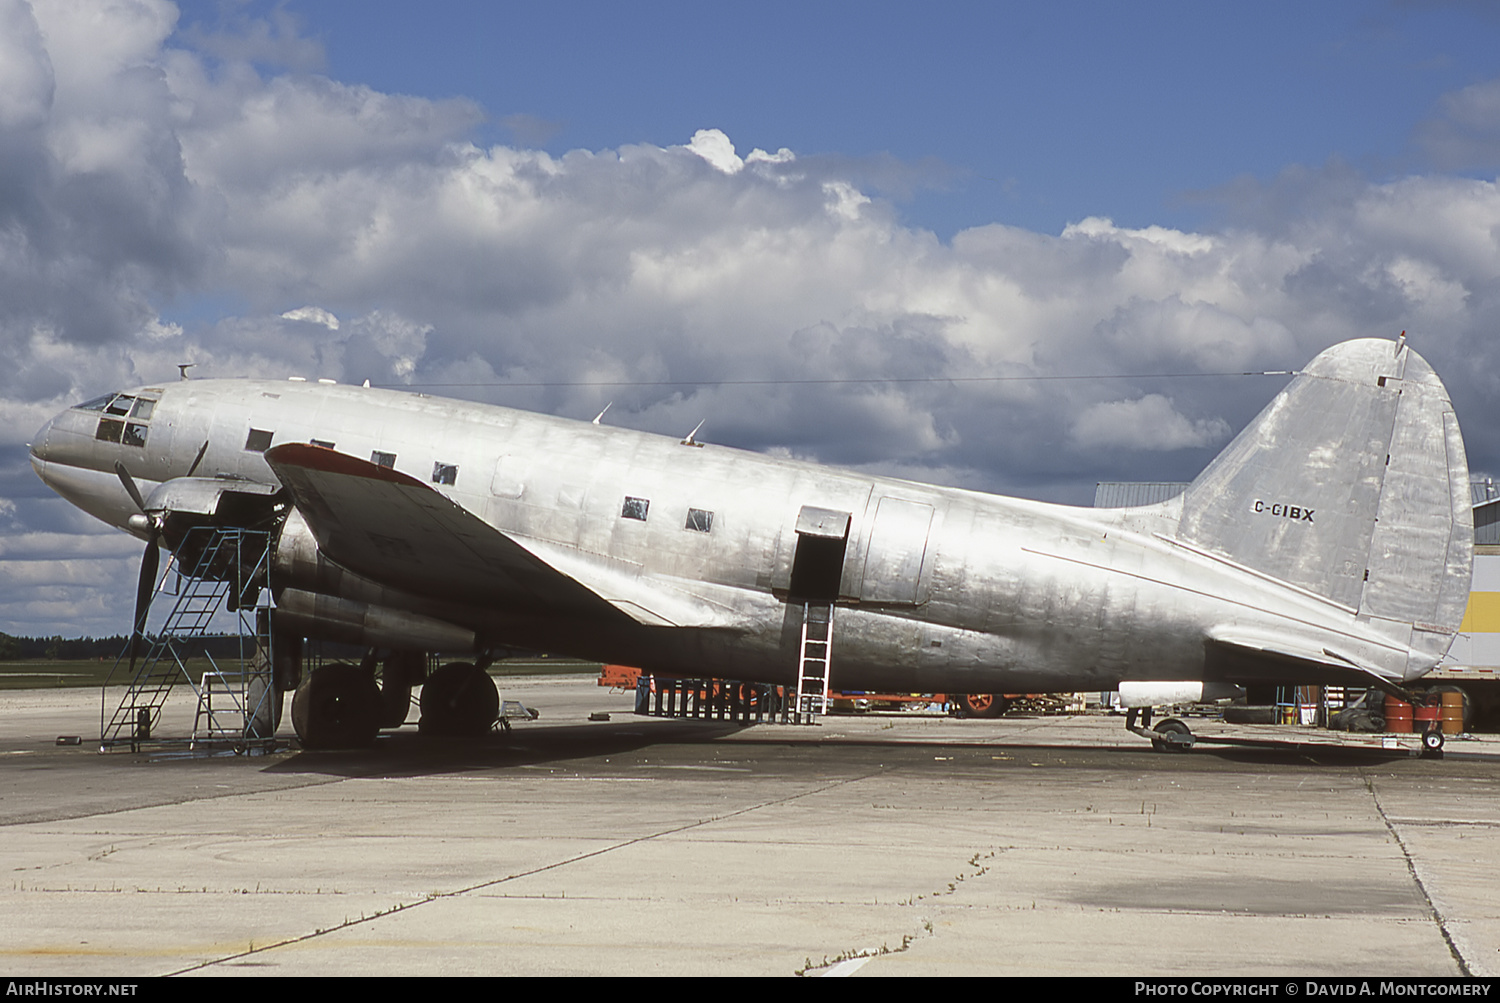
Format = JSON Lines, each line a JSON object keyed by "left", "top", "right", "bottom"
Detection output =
{"left": 0, "top": 633, "right": 252, "bottom": 661}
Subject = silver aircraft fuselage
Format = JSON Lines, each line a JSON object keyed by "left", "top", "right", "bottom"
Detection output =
{"left": 27, "top": 339, "right": 1472, "bottom": 696}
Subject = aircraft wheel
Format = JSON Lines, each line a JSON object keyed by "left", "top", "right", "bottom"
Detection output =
{"left": 957, "top": 693, "right": 1010, "bottom": 719}
{"left": 419, "top": 662, "right": 499, "bottom": 737}
{"left": 1151, "top": 717, "right": 1194, "bottom": 753}
{"left": 291, "top": 662, "right": 380, "bottom": 749}
{"left": 1421, "top": 728, "right": 1445, "bottom": 760}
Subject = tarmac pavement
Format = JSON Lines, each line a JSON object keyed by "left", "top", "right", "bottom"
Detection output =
{"left": 1, "top": 677, "right": 1497, "bottom": 977}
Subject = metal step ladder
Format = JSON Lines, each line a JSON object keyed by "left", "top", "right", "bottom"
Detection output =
{"left": 794, "top": 601, "right": 834, "bottom": 723}
{"left": 101, "top": 527, "right": 275, "bottom": 751}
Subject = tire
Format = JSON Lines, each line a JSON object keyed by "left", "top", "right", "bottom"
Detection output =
{"left": 419, "top": 662, "right": 500, "bottom": 737}
{"left": 1421, "top": 728, "right": 1445, "bottom": 759}
{"left": 291, "top": 662, "right": 380, "bottom": 749}
{"left": 1151, "top": 717, "right": 1193, "bottom": 753}
{"left": 957, "top": 693, "right": 1010, "bottom": 719}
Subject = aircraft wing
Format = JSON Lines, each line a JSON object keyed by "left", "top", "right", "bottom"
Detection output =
{"left": 264, "top": 444, "right": 732, "bottom": 628}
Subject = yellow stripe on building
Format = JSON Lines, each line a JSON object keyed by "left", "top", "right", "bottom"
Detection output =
{"left": 1460, "top": 592, "right": 1500, "bottom": 633}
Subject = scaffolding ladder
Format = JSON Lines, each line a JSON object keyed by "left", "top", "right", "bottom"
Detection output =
{"left": 100, "top": 527, "right": 276, "bottom": 752}
{"left": 794, "top": 601, "right": 834, "bottom": 723}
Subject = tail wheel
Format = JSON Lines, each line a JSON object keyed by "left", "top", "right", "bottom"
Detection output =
{"left": 958, "top": 693, "right": 1010, "bottom": 719}
{"left": 1421, "top": 728, "right": 1445, "bottom": 759}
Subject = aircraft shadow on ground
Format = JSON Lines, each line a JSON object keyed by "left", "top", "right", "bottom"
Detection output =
{"left": 254, "top": 716, "right": 1427, "bottom": 780}
{"left": 257, "top": 718, "right": 751, "bottom": 779}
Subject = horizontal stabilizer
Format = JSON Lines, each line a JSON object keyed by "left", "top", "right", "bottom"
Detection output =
{"left": 1205, "top": 630, "right": 1404, "bottom": 688}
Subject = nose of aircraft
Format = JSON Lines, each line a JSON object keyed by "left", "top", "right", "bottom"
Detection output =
{"left": 29, "top": 412, "right": 55, "bottom": 473}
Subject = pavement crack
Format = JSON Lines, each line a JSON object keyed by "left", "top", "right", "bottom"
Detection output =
{"left": 1363, "top": 773, "right": 1472, "bottom": 977}
{"left": 165, "top": 770, "right": 886, "bottom": 975}
{"left": 799, "top": 845, "right": 998, "bottom": 976}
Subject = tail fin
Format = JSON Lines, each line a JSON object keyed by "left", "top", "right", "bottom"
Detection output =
{"left": 1177, "top": 338, "right": 1472, "bottom": 661}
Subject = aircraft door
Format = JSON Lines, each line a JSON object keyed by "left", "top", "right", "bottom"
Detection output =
{"left": 786, "top": 505, "right": 851, "bottom": 602}
{"left": 860, "top": 497, "right": 934, "bottom": 604}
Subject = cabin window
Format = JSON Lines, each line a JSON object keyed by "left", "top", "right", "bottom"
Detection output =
{"left": 245, "top": 428, "right": 274, "bottom": 452}
{"left": 621, "top": 496, "right": 650, "bottom": 521}
{"left": 76, "top": 394, "right": 116, "bottom": 412}
{"left": 371, "top": 451, "right": 396, "bottom": 468}
{"left": 104, "top": 395, "right": 134, "bottom": 416}
{"left": 95, "top": 418, "right": 124, "bottom": 443}
{"left": 128, "top": 398, "right": 155, "bottom": 420}
{"left": 310, "top": 439, "right": 335, "bottom": 449}
{"left": 432, "top": 462, "right": 458, "bottom": 486}
{"left": 685, "top": 508, "right": 713, "bottom": 533}
{"left": 122, "top": 423, "right": 149, "bottom": 448}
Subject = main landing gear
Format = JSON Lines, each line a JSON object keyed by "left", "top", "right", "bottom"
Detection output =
{"left": 291, "top": 662, "right": 380, "bottom": 749}
{"left": 418, "top": 662, "right": 500, "bottom": 737}
{"left": 1126, "top": 707, "right": 1195, "bottom": 753}
{"left": 290, "top": 649, "right": 501, "bottom": 749}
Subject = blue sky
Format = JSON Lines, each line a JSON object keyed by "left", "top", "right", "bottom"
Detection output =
{"left": 191, "top": 1, "right": 1500, "bottom": 236}
{"left": 5, "top": 0, "right": 1500, "bottom": 634}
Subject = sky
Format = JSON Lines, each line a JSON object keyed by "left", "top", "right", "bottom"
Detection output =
{"left": 4, "top": 0, "right": 1500, "bottom": 636}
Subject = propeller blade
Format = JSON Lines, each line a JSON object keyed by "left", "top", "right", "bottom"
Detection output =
{"left": 114, "top": 461, "right": 146, "bottom": 513}
{"left": 185, "top": 440, "right": 209, "bottom": 478}
{"left": 129, "top": 532, "right": 160, "bottom": 671}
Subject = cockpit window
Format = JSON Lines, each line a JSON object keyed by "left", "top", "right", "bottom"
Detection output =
{"left": 85, "top": 392, "right": 158, "bottom": 448}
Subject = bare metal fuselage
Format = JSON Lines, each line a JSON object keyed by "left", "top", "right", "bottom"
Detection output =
{"left": 29, "top": 342, "right": 1468, "bottom": 695}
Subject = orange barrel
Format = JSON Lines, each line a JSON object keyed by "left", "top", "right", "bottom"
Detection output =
{"left": 1384, "top": 696, "right": 1413, "bottom": 733}
{"left": 1413, "top": 703, "right": 1440, "bottom": 733}
{"left": 1440, "top": 691, "right": 1465, "bottom": 736}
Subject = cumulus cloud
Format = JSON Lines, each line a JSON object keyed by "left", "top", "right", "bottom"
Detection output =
{"left": 1070, "top": 394, "right": 1232, "bottom": 452}
{"left": 5, "top": 2, "right": 1500, "bottom": 634}
{"left": 685, "top": 128, "right": 743, "bottom": 174}
{"left": 280, "top": 306, "right": 340, "bottom": 330}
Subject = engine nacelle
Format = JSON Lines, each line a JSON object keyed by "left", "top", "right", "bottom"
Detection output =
{"left": 271, "top": 509, "right": 479, "bottom": 652}
{"left": 275, "top": 587, "right": 475, "bottom": 652}
{"left": 273, "top": 507, "right": 348, "bottom": 596}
